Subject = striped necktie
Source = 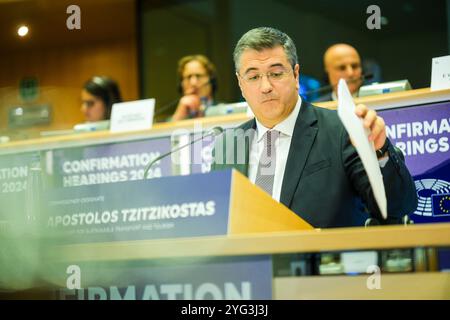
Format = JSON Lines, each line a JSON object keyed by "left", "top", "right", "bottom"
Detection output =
{"left": 255, "top": 130, "right": 279, "bottom": 196}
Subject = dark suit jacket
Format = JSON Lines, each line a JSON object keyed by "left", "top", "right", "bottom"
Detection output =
{"left": 211, "top": 100, "right": 418, "bottom": 228}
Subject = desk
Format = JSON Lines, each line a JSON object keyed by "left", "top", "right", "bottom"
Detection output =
{"left": 48, "top": 223, "right": 450, "bottom": 299}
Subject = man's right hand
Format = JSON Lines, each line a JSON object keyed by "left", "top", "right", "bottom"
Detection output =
{"left": 172, "top": 94, "right": 202, "bottom": 121}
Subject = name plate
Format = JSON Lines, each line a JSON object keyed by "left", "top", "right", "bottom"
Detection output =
{"left": 431, "top": 55, "right": 450, "bottom": 91}
{"left": 110, "top": 99, "right": 155, "bottom": 133}
{"left": 45, "top": 170, "right": 233, "bottom": 244}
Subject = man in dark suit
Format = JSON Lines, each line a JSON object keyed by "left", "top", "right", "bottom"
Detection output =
{"left": 212, "top": 27, "right": 417, "bottom": 228}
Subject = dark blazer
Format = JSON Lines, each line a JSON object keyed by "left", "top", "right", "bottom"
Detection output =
{"left": 212, "top": 100, "right": 418, "bottom": 228}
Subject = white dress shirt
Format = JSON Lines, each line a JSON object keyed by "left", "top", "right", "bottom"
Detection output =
{"left": 248, "top": 96, "right": 302, "bottom": 202}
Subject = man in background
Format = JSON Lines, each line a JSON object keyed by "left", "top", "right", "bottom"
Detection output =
{"left": 171, "top": 55, "right": 217, "bottom": 121}
{"left": 315, "top": 43, "right": 363, "bottom": 102}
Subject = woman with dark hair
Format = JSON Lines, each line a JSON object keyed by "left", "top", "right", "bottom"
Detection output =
{"left": 81, "top": 76, "right": 122, "bottom": 122}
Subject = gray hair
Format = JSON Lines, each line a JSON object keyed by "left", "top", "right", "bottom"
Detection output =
{"left": 233, "top": 27, "right": 298, "bottom": 72}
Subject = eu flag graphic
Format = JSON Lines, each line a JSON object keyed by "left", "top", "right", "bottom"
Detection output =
{"left": 432, "top": 193, "right": 450, "bottom": 217}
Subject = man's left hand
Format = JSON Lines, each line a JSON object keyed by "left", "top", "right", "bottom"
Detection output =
{"left": 355, "top": 104, "right": 386, "bottom": 151}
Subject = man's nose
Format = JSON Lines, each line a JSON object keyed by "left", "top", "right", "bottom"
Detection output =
{"left": 189, "top": 76, "right": 199, "bottom": 86}
{"left": 260, "top": 75, "right": 273, "bottom": 93}
{"left": 344, "top": 65, "right": 356, "bottom": 77}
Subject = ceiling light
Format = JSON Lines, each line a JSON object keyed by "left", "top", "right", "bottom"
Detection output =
{"left": 17, "top": 25, "right": 29, "bottom": 37}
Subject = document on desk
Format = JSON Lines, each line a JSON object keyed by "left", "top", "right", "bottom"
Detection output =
{"left": 337, "top": 79, "right": 387, "bottom": 219}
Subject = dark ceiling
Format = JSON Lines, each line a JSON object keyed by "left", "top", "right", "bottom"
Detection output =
{"left": 278, "top": 0, "right": 447, "bottom": 36}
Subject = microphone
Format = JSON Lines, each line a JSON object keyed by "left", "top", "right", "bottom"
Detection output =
{"left": 304, "top": 73, "right": 374, "bottom": 97}
{"left": 143, "top": 126, "right": 224, "bottom": 178}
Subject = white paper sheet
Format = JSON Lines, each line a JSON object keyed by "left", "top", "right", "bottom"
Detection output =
{"left": 337, "top": 79, "right": 387, "bottom": 219}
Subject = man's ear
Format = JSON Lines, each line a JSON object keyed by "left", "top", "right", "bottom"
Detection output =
{"left": 294, "top": 64, "right": 300, "bottom": 91}
{"left": 236, "top": 72, "right": 245, "bottom": 99}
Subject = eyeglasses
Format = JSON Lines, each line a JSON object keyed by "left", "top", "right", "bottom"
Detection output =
{"left": 336, "top": 63, "right": 361, "bottom": 72}
{"left": 182, "top": 74, "right": 208, "bottom": 82}
{"left": 238, "top": 69, "right": 292, "bottom": 84}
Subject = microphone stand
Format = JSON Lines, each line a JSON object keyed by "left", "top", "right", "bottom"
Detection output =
{"left": 303, "top": 73, "right": 374, "bottom": 98}
{"left": 143, "top": 127, "right": 223, "bottom": 178}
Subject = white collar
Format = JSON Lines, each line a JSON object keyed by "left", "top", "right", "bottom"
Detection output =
{"left": 255, "top": 95, "right": 302, "bottom": 142}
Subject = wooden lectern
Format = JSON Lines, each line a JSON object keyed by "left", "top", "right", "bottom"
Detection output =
{"left": 227, "top": 169, "right": 313, "bottom": 234}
